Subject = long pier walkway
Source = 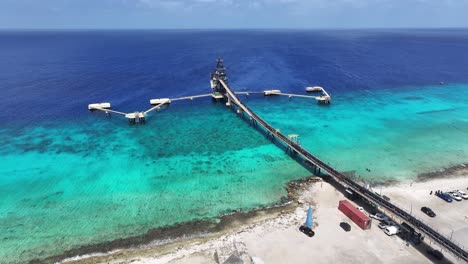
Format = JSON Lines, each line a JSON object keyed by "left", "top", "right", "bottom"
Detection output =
{"left": 219, "top": 79, "right": 468, "bottom": 262}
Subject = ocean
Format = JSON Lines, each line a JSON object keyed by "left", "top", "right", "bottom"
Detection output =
{"left": 0, "top": 29, "right": 467, "bottom": 263}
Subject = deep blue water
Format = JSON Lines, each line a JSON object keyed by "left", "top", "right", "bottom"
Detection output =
{"left": 1, "top": 29, "right": 468, "bottom": 123}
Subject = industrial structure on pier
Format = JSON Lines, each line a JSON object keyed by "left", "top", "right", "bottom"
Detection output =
{"left": 210, "top": 58, "right": 228, "bottom": 99}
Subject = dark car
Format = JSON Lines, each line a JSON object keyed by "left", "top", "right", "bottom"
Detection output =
{"left": 421, "top": 207, "right": 436, "bottom": 217}
{"left": 427, "top": 249, "right": 444, "bottom": 260}
{"left": 299, "top": 225, "right": 315, "bottom": 237}
{"left": 436, "top": 191, "right": 453, "bottom": 202}
{"left": 340, "top": 222, "right": 351, "bottom": 232}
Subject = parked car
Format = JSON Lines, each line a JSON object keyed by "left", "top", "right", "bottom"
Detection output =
{"left": 427, "top": 249, "right": 444, "bottom": 260}
{"left": 455, "top": 190, "right": 468, "bottom": 200}
{"left": 339, "top": 222, "right": 351, "bottom": 232}
{"left": 448, "top": 191, "right": 462, "bottom": 201}
{"left": 378, "top": 220, "right": 394, "bottom": 229}
{"left": 421, "top": 207, "right": 436, "bottom": 217}
{"left": 370, "top": 213, "right": 389, "bottom": 221}
{"left": 436, "top": 191, "right": 453, "bottom": 203}
{"left": 384, "top": 225, "right": 401, "bottom": 236}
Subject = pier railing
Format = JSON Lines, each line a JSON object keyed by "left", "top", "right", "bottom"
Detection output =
{"left": 219, "top": 80, "right": 468, "bottom": 262}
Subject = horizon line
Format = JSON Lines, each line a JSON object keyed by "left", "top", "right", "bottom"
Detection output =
{"left": 1, "top": 26, "right": 468, "bottom": 31}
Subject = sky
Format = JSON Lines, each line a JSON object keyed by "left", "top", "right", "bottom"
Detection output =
{"left": 0, "top": 0, "right": 468, "bottom": 29}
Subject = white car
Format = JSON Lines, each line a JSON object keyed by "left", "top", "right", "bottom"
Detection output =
{"left": 384, "top": 225, "right": 401, "bottom": 236}
{"left": 448, "top": 191, "right": 462, "bottom": 201}
{"left": 455, "top": 190, "right": 468, "bottom": 200}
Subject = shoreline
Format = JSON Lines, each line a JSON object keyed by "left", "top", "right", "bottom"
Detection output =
{"left": 35, "top": 163, "right": 468, "bottom": 264}
{"left": 416, "top": 163, "right": 468, "bottom": 182}
{"left": 366, "top": 162, "right": 468, "bottom": 187}
{"left": 33, "top": 178, "right": 320, "bottom": 264}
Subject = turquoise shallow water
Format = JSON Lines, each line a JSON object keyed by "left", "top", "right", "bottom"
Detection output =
{"left": 248, "top": 83, "right": 468, "bottom": 180}
{"left": 0, "top": 100, "right": 310, "bottom": 262}
{"left": 0, "top": 83, "right": 467, "bottom": 262}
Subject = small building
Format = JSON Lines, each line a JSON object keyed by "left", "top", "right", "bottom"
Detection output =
{"left": 338, "top": 200, "right": 372, "bottom": 230}
{"left": 263, "top": 89, "right": 281, "bottom": 96}
{"left": 88, "top": 102, "right": 111, "bottom": 110}
{"left": 150, "top": 98, "right": 171, "bottom": 105}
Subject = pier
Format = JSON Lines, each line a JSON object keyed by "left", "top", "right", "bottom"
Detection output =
{"left": 306, "top": 86, "right": 331, "bottom": 104}
{"left": 88, "top": 103, "right": 127, "bottom": 116}
{"left": 237, "top": 89, "right": 331, "bottom": 104}
{"left": 88, "top": 96, "right": 200, "bottom": 124}
{"left": 88, "top": 102, "right": 150, "bottom": 124}
{"left": 213, "top": 66, "right": 467, "bottom": 262}
{"left": 276, "top": 92, "right": 330, "bottom": 104}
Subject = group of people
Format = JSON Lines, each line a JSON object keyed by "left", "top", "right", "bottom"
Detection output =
{"left": 429, "top": 190, "right": 443, "bottom": 195}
